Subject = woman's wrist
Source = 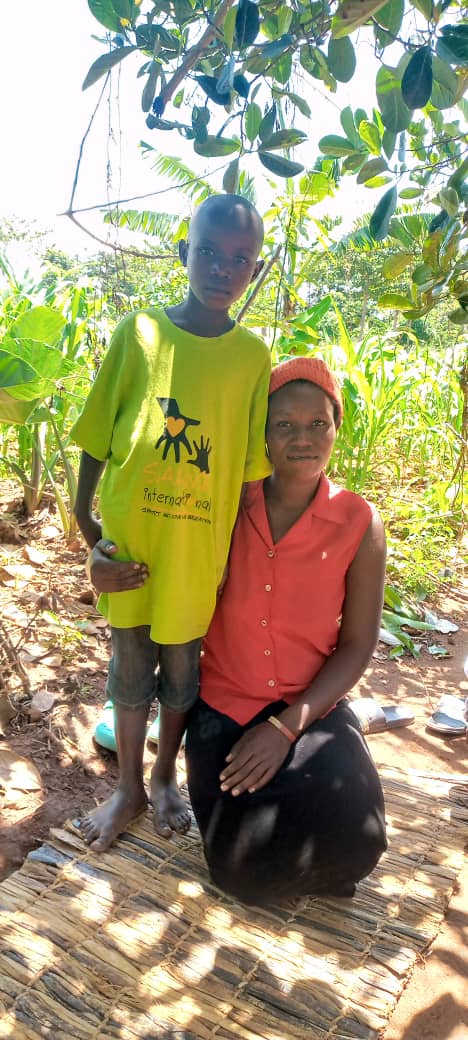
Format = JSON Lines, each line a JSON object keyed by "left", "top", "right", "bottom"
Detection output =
{"left": 267, "top": 715, "right": 296, "bottom": 744}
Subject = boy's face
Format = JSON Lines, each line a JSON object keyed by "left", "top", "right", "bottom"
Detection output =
{"left": 180, "top": 208, "right": 264, "bottom": 312}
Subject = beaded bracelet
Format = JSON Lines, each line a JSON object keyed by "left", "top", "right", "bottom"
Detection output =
{"left": 267, "top": 715, "right": 296, "bottom": 744}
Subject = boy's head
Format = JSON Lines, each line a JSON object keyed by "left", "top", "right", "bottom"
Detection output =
{"left": 179, "top": 195, "right": 264, "bottom": 312}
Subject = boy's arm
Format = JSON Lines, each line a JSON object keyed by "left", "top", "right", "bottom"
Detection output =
{"left": 74, "top": 451, "right": 106, "bottom": 548}
{"left": 74, "top": 451, "right": 149, "bottom": 594}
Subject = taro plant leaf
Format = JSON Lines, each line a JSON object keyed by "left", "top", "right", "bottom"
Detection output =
{"left": 327, "top": 37, "right": 356, "bottom": 83}
{"left": 401, "top": 47, "right": 433, "bottom": 109}
{"left": 0, "top": 339, "right": 72, "bottom": 398}
{"left": 376, "top": 65, "right": 412, "bottom": 132}
{"left": 260, "top": 129, "right": 307, "bottom": 150}
{"left": 87, "top": 0, "right": 124, "bottom": 32}
{"left": 436, "top": 24, "right": 468, "bottom": 67}
{"left": 9, "top": 307, "right": 66, "bottom": 347}
{"left": 0, "top": 352, "right": 37, "bottom": 393}
{"left": 0, "top": 389, "right": 40, "bottom": 424}
{"left": 332, "top": 0, "right": 392, "bottom": 39}
{"left": 258, "top": 152, "right": 304, "bottom": 177}
{"left": 83, "top": 46, "right": 138, "bottom": 90}
{"left": 369, "top": 185, "right": 398, "bottom": 240}
{"left": 193, "top": 136, "right": 239, "bottom": 157}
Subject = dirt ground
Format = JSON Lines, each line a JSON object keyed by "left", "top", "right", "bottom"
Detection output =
{"left": 0, "top": 498, "right": 467, "bottom": 1040}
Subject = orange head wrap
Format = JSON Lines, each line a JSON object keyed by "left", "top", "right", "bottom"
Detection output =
{"left": 269, "top": 356, "right": 343, "bottom": 427}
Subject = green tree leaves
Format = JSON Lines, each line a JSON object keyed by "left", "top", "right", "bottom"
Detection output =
{"left": 82, "top": 45, "right": 137, "bottom": 89}
{"left": 401, "top": 47, "right": 433, "bottom": 109}
{"left": 327, "top": 37, "right": 356, "bottom": 82}
{"left": 258, "top": 152, "right": 304, "bottom": 177}
{"left": 369, "top": 186, "right": 398, "bottom": 240}
{"left": 80, "top": 0, "right": 467, "bottom": 310}
{"left": 235, "top": 0, "right": 260, "bottom": 49}
{"left": 194, "top": 136, "right": 239, "bottom": 157}
{"left": 376, "top": 66, "right": 412, "bottom": 133}
{"left": 436, "top": 24, "right": 468, "bottom": 67}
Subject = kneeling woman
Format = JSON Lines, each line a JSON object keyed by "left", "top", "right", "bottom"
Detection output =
{"left": 186, "top": 357, "right": 387, "bottom": 905}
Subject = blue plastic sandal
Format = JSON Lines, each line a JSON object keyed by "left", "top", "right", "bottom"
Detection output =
{"left": 93, "top": 703, "right": 180, "bottom": 751}
{"left": 93, "top": 701, "right": 117, "bottom": 752}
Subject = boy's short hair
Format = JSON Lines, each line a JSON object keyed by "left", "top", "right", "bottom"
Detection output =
{"left": 190, "top": 195, "right": 264, "bottom": 251}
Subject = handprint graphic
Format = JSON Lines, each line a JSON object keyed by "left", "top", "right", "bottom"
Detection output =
{"left": 155, "top": 397, "right": 200, "bottom": 462}
{"left": 188, "top": 436, "right": 212, "bottom": 474}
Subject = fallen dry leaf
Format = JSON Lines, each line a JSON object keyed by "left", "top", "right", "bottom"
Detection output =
{"left": 0, "top": 694, "right": 16, "bottom": 735}
{"left": 41, "top": 525, "right": 61, "bottom": 540}
{"left": 22, "top": 545, "right": 47, "bottom": 566}
{"left": 3, "top": 603, "right": 29, "bottom": 626}
{"left": 19, "top": 643, "right": 51, "bottom": 662}
{"left": 0, "top": 748, "right": 42, "bottom": 796}
{"left": 28, "top": 689, "right": 56, "bottom": 720}
{"left": 0, "top": 563, "right": 36, "bottom": 586}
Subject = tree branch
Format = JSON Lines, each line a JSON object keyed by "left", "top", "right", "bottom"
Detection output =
{"left": 160, "top": 0, "right": 236, "bottom": 107}
{"left": 236, "top": 245, "right": 282, "bottom": 321}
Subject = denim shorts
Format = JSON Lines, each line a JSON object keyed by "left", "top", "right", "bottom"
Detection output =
{"left": 107, "top": 626, "right": 201, "bottom": 713}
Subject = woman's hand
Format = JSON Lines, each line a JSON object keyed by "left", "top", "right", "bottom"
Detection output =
{"left": 219, "top": 723, "right": 291, "bottom": 796}
{"left": 88, "top": 539, "right": 149, "bottom": 593}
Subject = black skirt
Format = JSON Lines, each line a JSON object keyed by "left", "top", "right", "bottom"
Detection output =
{"left": 185, "top": 698, "right": 387, "bottom": 905}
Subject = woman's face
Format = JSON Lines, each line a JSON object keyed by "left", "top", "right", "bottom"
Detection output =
{"left": 266, "top": 381, "right": 337, "bottom": 480}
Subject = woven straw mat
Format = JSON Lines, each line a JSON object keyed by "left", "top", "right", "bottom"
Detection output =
{"left": 0, "top": 766, "right": 467, "bottom": 1040}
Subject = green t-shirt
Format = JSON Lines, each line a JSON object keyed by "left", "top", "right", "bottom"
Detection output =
{"left": 71, "top": 308, "right": 271, "bottom": 643}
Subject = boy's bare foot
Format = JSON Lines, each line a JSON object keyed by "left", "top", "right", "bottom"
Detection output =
{"left": 151, "top": 774, "right": 191, "bottom": 838}
{"left": 80, "top": 788, "right": 148, "bottom": 852}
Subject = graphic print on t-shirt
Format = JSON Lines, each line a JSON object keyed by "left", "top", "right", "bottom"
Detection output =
{"left": 156, "top": 397, "right": 201, "bottom": 463}
{"left": 156, "top": 398, "right": 213, "bottom": 474}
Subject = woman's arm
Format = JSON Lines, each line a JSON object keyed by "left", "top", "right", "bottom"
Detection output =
{"left": 220, "top": 509, "right": 386, "bottom": 796}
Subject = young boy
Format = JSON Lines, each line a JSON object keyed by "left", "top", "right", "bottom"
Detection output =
{"left": 72, "top": 194, "right": 271, "bottom": 852}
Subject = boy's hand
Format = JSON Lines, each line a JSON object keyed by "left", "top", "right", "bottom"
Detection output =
{"left": 219, "top": 723, "right": 290, "bottom": 796}
{"left": 88, "top": 539, "right": 149, "bottom": 593}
